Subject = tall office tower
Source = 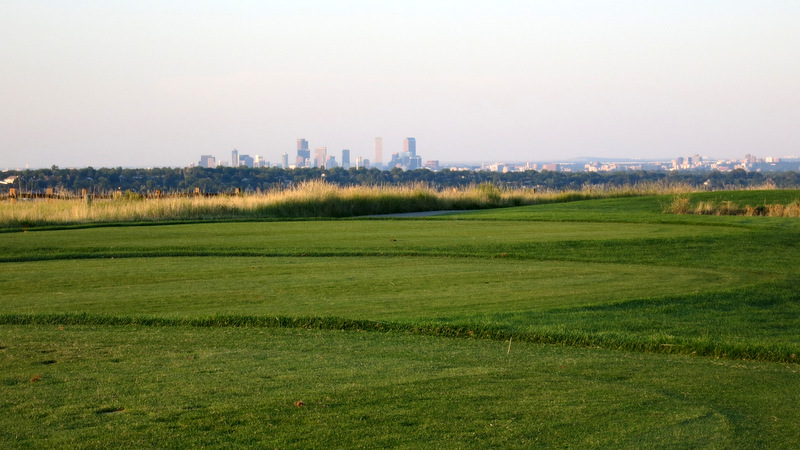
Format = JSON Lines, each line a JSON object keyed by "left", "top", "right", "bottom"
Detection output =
{"left": 297, "top": 139, "right": 309, "bottom": 152}
{"left": 297, "top": 139, "right": 310, "bottom": 163}
{"left": 341, "top": 149, "right": 350, "bottom": 169}
{"left": 314, "top": 147, "right": 327, "bottom": 168}
{"left": 404, "top": 137, "right": 416, "bottom": 157}
{"left": 356, "top": 156, "right": 364, "bottom": 169}
{"left": 374, "top": 137, "right": 383, "bottom": 169}
{"left": 281, "top": 153, "right": 289, "bottom": 168}
{"left": 325, "top": 155, "right": 338, "bottom": 168}
{"left": 199, "top": 155, "right": 216, "bottom": 168}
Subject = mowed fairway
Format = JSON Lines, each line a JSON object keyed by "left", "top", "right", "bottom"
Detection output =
{"left": 0, "top": 257, "right": 754, "bottom": 319}
{"left": 1, "top": 193, "right": 799, "bottom": 447}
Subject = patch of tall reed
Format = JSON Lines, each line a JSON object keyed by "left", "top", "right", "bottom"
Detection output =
{"left": 0, "top": 180, "right": 684, "bottom": 229}
{"left": 665, "top": 195, "right": 800, "bottom": 217}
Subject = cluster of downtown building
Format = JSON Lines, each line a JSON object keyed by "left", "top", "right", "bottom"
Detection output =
{"left": 197, "top": 137, "right": 437, "bottom": 171}
{"left": 198, "top": 140, "right": 798, "bottom": 174}
{"left": 578, "top": 153, "right": 800, "bottom": 173}
{"left": 469, "top": 154, "right": 799, "bottom": 173}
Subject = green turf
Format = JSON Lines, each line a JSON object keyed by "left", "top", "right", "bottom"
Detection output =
{"left": 0, "top": 257, "right": 758, "bottom": 318}
{"left": 0, "top": 219, "right": 749, "bottom": 261}
{"left": 1, "top": 191, "right": 799, "bottom": 446}
{"left": 2, "top": 326, "right": 798, "bottom": 448}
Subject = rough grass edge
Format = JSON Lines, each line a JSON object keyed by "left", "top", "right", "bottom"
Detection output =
{"left": 1, "top": 312, "right": 796, "bottom": 364}
{"left": 0, "top": 181, "right": 683, "bottom": 230}
{"left": 664, "top": 194, "right": 800, "bottom": 217}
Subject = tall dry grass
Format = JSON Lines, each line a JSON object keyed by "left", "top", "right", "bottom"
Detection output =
{"left": 664, "top": 194, "right": 800, "bottom": 217}
{"left": 0, "top": 180, "right": 689, "bottom": 229}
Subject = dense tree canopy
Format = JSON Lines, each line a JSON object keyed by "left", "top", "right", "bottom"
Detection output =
{"left": 2, "top": 166, "right": 799, "bottom": 196}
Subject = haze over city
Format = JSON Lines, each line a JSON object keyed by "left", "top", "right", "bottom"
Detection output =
{"left": 2, "top": 1, "right": 799, "bottom": 170}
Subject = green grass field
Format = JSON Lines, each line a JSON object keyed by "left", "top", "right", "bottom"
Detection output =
{"left": 1, "top": 191, "right": 799, "bottom": 447}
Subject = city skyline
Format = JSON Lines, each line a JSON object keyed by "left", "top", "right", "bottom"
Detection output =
{"left": 196, "top": 136, "right": 425, "bottom": 171}
{"left": 2, "top": 1, "right": 799, "bottom": 169}
{"left": 192, "top": 135, "right": 797, "bottom": 174}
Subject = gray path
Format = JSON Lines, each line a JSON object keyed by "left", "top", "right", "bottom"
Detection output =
{"left": 364, "top": 210, "right": 472, "bottom": 218}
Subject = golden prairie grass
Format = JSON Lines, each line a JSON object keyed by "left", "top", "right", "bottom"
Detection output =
{"left": 1, "top": 180, "right": 692, "bottom": 228}
{"left": 665, "top": 195, "right": 800, "bottom": 217}
{"left": 665, "top": 195, "right": 691, "bottom": 215}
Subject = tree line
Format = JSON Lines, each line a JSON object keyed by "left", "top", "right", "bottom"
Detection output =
{"left": 2, "top": 166, "right": 799, "bottom": 195}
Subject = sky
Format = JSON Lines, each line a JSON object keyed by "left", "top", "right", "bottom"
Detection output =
{"left": 2, "top": 0, "right": 799, "bottom": 169}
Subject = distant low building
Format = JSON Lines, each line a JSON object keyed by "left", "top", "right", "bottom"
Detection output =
{"left": 325, "top": 155, "right": 338, "bottom": 168}
{"left": 239, "top": 154, "right": 254, "bottom": 168}
{"left": 424, "top": 160, "right": 440, "bottom": 171}
{"left": 199, "top": 155, "right": 216, "bottom": 168}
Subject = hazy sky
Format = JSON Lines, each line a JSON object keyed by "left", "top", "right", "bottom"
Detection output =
{"left": 2, "top": 1, "right": 799, "bottom": 169}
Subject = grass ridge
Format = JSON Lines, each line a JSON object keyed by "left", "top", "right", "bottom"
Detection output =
{"left": 2, "top": 312, "right": 796, "bottom": 364}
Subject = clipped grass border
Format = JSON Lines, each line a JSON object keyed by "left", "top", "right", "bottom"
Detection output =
{"left": 2, "top": 312, "right": 796, "bottom": 364}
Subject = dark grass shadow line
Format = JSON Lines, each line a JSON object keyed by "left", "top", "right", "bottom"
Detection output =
{"left": 1, "top": 311, "right": 797, "bottom": 364}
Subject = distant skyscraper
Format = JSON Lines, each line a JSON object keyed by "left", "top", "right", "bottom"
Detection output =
{"left": 341, "top": 149, "right": 350, "bottom": 169}
{"left": 404, "top": 137, "right": 416, "bottom": 157}
{"left": 374, "top": 137, "right": 383, "bottom": 169}
{"left": 281, "top": 152, "right": 289, "bottom": 169}
{"left": 389, "top": 152, "right": 402, "bottom": 169}
{"left": 297, "top": 139, "right": 308, "bottom": 152}
{"left": 314, "top": 147, "right": 327, "bottom": 168}
{"left": 297, "top": 139, "right": 310, "bottom": 166}
{"left": 231, "top": 149, "right": 239, "bottom": 167}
